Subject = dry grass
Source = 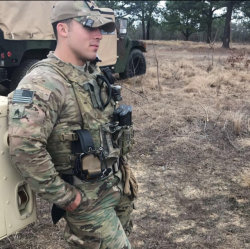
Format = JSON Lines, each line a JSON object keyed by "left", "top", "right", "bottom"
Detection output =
{"left": 2, "top": 40, "right": 250, "bottom": 248}
{"left": 145, "top": 40, "right": 250, "bottom": 52}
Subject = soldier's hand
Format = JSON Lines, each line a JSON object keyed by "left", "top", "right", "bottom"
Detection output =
{"left": 64, "top": 190, "right": 82, "bottom": 212}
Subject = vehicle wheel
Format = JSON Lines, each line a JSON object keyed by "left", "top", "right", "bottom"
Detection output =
{"left": 10, "top": 59, "right": 40, "bottom": 92}
{"left": 119, "top": 49, "right": 146, "bottom": 79}
{"left": 0, "top": 82, "right": 9, "bottom": 96}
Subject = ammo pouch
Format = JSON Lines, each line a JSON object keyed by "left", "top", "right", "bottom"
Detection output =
{"left": 100, "top": 121, "right": 134, "bottom": 158}
{"left": 112, "top": 105, "right": 134, "bottom": 156}
{"left": 100, "top": 122, "right": 121, "bottom": 159}
{"left": 71, "top": 130, "right": 108, "bottom": 180}
{"left": 117, "top": 125, "right": 134, "bottom": 156}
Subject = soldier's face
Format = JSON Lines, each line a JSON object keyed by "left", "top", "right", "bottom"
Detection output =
{"left": 67, "top": 20, "right": 102, "bottom": 63}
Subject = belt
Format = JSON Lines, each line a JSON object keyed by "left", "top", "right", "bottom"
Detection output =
{"left": 52, "top": 155, "right": 77, "bottom": 164}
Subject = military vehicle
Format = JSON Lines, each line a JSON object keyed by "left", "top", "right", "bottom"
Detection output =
{"left": 0, "top": 95, "right": 37, "bottom": 240}
{"left": 0, "top": 1, "right": 146, "bottom": 240}
{"left": 0, "top": 1, "right": 146, "bottom": 93}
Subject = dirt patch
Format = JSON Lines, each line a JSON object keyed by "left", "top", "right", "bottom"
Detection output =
{"left": 1, "top": 40, "right": 250, "bottom": 248}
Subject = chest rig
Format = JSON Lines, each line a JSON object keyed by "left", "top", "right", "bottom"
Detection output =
{"left": 28, "top": 58, "right": 133, "bottom": 179}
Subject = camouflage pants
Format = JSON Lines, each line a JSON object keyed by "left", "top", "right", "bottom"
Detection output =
{"left": 64, "top": 169, "right": 134, "bottom": 249}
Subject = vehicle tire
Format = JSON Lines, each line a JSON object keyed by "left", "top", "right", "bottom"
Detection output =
{"left": 10, "top": 59, "right": 40, "bottom": 92}
{"left": 119, "top": 49, "right": 146, "bottom": 79}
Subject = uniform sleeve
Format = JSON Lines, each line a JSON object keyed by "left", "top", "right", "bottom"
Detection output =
{"left": 8, "top": 67, "right": 77, "bottom": 209}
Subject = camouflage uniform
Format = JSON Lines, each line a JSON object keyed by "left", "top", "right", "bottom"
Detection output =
{"left": 8, "top": 52, "right": 135, "bottom": 249}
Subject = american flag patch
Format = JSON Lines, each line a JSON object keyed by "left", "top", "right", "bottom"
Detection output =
{"left": 13, "top": 89, "right": 34, "bottom": 104}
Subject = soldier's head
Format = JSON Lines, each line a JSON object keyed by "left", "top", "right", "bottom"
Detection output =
{"left": 51, "top": 1, "right": 115, "bottom": 65}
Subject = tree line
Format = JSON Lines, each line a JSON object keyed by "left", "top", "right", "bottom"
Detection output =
{"left": 97, "top": 1, "right": 250, "bottom": 48}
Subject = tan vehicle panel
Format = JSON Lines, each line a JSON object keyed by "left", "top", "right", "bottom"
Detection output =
{"left": 98, "top": 15, "right": 117, "bottom": 67}
{"left": 0, "top": 1, "right": 117, "bottom": 66}
{"left": 98, "top": 32, "right": 117, "bottom": 67}
{"left": 0, "top": 96, "right": 37, "bottom": 240}
{"left": 0, "top": 1, "right": 58, "bottom": 40}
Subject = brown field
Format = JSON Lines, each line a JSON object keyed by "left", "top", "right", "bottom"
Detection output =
{"left": 1, "top": 40, "right": 250, "bottom": 249}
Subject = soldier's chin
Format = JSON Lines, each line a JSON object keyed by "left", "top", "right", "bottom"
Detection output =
{"left": 81, "top": 56, "right": 95, "bottom": 64}
{"left": 88, "top": 55, "right": 97, "bottom": 62}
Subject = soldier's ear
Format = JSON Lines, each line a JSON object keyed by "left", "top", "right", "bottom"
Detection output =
{"left": 57, "top": 23, "right": 69, "bottom": 38}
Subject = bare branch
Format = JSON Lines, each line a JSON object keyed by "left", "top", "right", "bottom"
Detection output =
{"left": 152, "top": 42, "right": 161, "bottom": 92}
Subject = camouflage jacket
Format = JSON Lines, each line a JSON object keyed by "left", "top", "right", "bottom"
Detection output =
{"left": 8, "top": 52, "right": 107, "bottom": 209}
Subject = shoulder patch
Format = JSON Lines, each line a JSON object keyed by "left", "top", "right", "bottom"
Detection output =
{"left": 13, "top": 89, "right": 34, "bottom": 104}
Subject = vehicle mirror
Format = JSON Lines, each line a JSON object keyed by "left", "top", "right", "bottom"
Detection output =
{"left": 119, "top": 19, "right": 128, "bottom": 35}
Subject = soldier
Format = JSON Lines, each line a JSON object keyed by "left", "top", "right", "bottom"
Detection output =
{"left": 8, "top": 1, "right": 137, "bottom": 248}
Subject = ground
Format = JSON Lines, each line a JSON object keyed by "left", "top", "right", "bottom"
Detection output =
{"left": 1, "top": 40, "right": 250, "bottom": 249}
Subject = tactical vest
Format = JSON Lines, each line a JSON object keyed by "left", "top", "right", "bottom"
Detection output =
{"left": 28, "top": 58, "right": 119, "bottom": 172}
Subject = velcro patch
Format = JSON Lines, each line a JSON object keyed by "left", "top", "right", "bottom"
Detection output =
{"left": 85, "top": 19, "right": 94, "bottom": 27}
{"left": 12, "top": 106, "right": 25, "bottom": 119}
{"left": 13, "top": 89, "right": 34, "bottom": 104}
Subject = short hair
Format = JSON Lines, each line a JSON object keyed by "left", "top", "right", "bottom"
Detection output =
{"left": 52, "top": 18, "right": 73, "bottom": 40}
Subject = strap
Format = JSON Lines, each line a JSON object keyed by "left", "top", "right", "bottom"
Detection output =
{"left": 82, "top": 79, "right": 103, "bottom": 109}
{"left": 82, "top": 82, "right": 99, "bottom": 108}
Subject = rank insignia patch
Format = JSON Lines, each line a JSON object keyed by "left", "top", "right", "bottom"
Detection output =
{"left": 13, "top": 89, "right": 34, "bottom": 104}
{"left": 12, "top": 106, "right": 25, "bottom": 119}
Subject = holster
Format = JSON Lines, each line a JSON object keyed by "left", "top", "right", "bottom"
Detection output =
{"left": 72, "top": 129, "right": 107, "bottom": 180}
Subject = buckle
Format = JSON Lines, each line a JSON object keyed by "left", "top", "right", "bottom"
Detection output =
{"left": 60, "top": 133, "right": 78, "bottom": 141}
{"left": 68, "top": 155, "right": 76, "bottom": 163}
{"left": 101, "top": 168, "right": 112, "bottom": 178}
{"left": 112, "top": 162, "right": 119, "bottom": 173}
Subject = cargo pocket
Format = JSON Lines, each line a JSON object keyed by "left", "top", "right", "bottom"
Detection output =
{"left": 64, "top": 223, "right": 101, "bottom": 249}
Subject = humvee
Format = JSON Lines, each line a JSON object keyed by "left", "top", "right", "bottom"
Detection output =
{"left": 0, "top": 1, "right": 146, "bottom": 240}
{"left": 0, "top": 96, "right": 37, "bottom": 240}
{"left": 0, "top": 1, "right": 146, "bottom": 93}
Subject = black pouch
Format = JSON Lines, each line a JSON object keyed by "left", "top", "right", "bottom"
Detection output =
{"left": 113, "top": 105, "right": 132, "bottom": 125}
{"left": 71, "top": 129, "right": 95, "bottom": 154}
{"left": 113, "top": 105, "right": 124, "bottom": 123}
{"left": 71, "top": 130, "right": 108, "bottom": 180}
{"left": 113, "top": 105, "right": 134, "bottom": 156}
{"left": 119, "top": 107, "right": 132, "bottom": 126}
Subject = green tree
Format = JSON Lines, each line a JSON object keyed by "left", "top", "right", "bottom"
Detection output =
{"left": 240, "top": 1, "right": 250, "bottom": 31}
{"left": 97, "top": 1, "right": 160, "bottom": 40}
{"left": 199, "top": 1, "right": 226, "bottom": 43}
{"left": 163, "top": 1, "right": 202, "bottom": 41}
{"left": 212, "top": 17, "right": 225, "bottom": 42}
{"left": 96, "top": 1, "right": 126, "bottom": 17}
{"left": 222, "top": 1, "right": 244, "bottom": 48}
{"left": 124, "top": 1, "right": 161, "bottom": 40}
